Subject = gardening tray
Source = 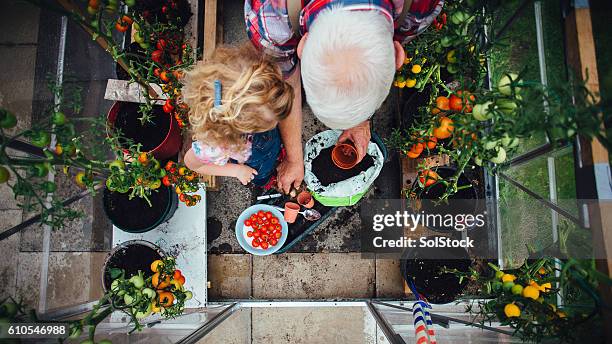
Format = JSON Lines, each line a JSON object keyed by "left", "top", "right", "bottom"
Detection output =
{"left": 255, "top": 189, "right": 337, "bottom": 254}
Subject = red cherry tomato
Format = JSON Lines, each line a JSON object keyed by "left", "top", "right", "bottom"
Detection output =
{"left": 271, "top": 218, "right": 279, "bottom": 224}
{"left": 270, "top": 239, "right": 278, "bottom": 246}
{"left": 261, "top": 242, "right": 269, "bottom": 249}
{"left": 253, "top": 231, "right": 260, "bottom": 238}
{"left": 246, "top": 231, "right": 253, "bottom": 238}
{"left": 275, "top": 224, "right": 281, "bottom": 230}
{"left": 257, "top": 211, "right": 265, "bottom": 218}
{"left": 252, "top": 240, "right": 259, "bottom": 248}
{"left": 265, "top": 212, "right": 272, "bottom": 219}
{"left": 244, "top": 219, "right": 251, "bottom": 227}
{"left": 275, "top": 232, "right": 282, "bottom": 239}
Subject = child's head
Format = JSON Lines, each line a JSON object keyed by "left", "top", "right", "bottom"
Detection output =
{"left": 182, "top": 44, "right": 293, "bottom": 150}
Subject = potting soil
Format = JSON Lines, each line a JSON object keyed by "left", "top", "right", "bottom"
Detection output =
{"left": 103, "top": 243, "right": 162, "bottom": 290}
{"left": 114, "top": 102, "right": 170, "bottom": 151}
{"left": 103, "top": 186, "right": 170, "bottom": 231}
{"left": 311, "top": 146, "right": 374, "bottom": 186}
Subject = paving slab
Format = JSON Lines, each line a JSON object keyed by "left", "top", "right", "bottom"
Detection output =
{"left": 208, "top": 254, "right": 252, "bottom": 300}
{"left": 375, "top": 258, "right": 406, "bottom": 299}
{"left": 253, "top": 253, "right": 375, "bottom": 299}
{"left": 0, "top": 45, "right": 36, "bottom": 136}
{"left": 197, "top": 308, "right": 251, "bottom": 344}
{"left": 251, "top": 307, "right": 376, "bottom": 344}
{"left": 0, "top": 1, "right": 40, "bottom": 44}
{"left": 0, "top": 210, "right": 23, "bottom": 300}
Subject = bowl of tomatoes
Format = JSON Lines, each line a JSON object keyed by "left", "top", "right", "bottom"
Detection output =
{"left": 235, "top": 204, "right": 288, "bottom": 255}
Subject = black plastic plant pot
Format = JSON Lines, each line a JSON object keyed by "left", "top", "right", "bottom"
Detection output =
{"left": 102, "top": 240, "right": 165, "bottom": 292}
{"left": 400, "top": 238, "right": 472, "bottom": 304}
{"left": 103, "top": 185, "right": 178, "bottom": 233}
{"left": 413, "top": 167, "right": 481, "bottom": 232}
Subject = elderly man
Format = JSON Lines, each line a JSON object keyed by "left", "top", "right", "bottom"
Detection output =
{"left": 245, "top": 0, "right": 444, "bottom": 193}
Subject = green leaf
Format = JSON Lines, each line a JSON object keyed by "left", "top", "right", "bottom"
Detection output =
{"left": 110, "top": 268, "right": 123, "bottom": 279}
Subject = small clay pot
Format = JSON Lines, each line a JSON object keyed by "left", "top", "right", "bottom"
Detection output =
{"left": 284, "top": 202, "right": 300, "bottom": 224}
{"left": 331, "top": 143, "right": 358, "bottom": 170}
{"left": 297, "top": 191, "right": 315, "bottom": 209}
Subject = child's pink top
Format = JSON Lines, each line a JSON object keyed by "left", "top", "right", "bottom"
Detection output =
{"left": 191, "top": 138, "right": 252, "bottom": 165}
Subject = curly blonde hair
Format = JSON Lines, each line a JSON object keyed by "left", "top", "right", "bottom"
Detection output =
{"left": 182, "top": 44, "right": 293, "bottom": 152}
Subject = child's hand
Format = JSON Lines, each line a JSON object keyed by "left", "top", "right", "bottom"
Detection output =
{"left": 234, "top": 165, "right": 258, "bottom": 185}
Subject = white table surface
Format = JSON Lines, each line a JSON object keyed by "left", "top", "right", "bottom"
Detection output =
{"left": 112, "top": 188, "right": 207, "bottom": 308}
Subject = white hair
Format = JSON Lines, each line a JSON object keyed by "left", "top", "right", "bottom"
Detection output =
{"left": 301, "top": 7, "right": 395, "bottom": 129}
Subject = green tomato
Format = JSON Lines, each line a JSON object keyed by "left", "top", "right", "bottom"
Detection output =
{"left": 446, "top": 63, "right": 458, "bottom": 74}
{"left": 134, "top": 303, "right": 152, "bottom": 319}
{"left": 472, "top": 101, "right": 493, "bottom": 121}
{"left": 483, "top": 140, "right": 499, "bottom": 150}
{"left": 134, "top": 31, "right": 144, "bottom": 44}
{"left": 1, "top": 302, "right": 17, "bottom": 318}
{"left": 502, "top": 281, "right": 515, "bottom": 291}
{"left": 489, "top": 147, "right": 507, "bottom": 164}
{"left": 511, "top": 284, "right": 524, "bottom": 295}
{"left": 498, "top": 73, "right": 520, "bottom": 96}
{"left": 184, "top": 291, "right": 193, "bottom": 300}
{"left": 52, "top": 111, "right": 67, "bottom": 125}
{"left": 142, "top": 288, "right": 156, "bottom": 299}
{"left": 33, "top": 163, "right": 50, "bottom": 178}
{"left": 129, "top": 275, "right": 145, "bottom": 289}
{"left": 124, "top": 294, "right": 135, "bottom": 306}
{"left": 139, "top": 42, "right": 150, "bottom": 49}
{"left": 42, "top": 181, "right": 57, "bottom": 193}
{"left": 491, "top": 281, "right": 503, "bottom": 292}
{"left": 495, "top": 270, "right": 505, "bottom": 279}
{"left": 496, "top": 99, "right": 518, "bottom": 115}
{"left": 109, "top": 159, "right": 125, "bottom": 171}
{"left": 0, "top": 109, "right": 17, "bottom": 129}
{"left": 0, "top": 166, "right": 10, "bottom": 183}
{"left": 30, "top": 131, "right": 51, "bottom": 148}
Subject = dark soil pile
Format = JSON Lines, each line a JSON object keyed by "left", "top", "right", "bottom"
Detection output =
{"left": 401, "top": 242, "right": 471, "bottom": 304}
{"left": 311, "top": 146, "right": 374, "bottom": 186}
{"left": 113, "top": 102, "right": 170, "bottom": 151}
{"left": 103, "top": 186, "right": 171, "bottom": 232}
{"left": 103, "top": 243, "right": 162, "bottom": 291}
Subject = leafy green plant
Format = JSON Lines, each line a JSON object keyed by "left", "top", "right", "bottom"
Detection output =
{"left": 446, "top": 258, "right": 611, "bottom": 343}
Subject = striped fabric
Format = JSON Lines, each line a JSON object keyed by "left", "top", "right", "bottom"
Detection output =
{"left": 245, "top": 0, "right": 444, "bottom": 76}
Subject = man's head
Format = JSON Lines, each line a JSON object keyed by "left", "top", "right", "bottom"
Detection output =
{"left": 298, "top": 7, "right": 404, "bottom": 129}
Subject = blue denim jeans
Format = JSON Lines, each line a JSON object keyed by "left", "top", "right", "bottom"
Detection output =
{"left": 244, "top": 127, "right": 281, "bottom": 186}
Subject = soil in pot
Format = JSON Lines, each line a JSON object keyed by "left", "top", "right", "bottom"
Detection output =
{"left": 401, "top": 240, "right": 471, "bottom": 304}
{"left": 103, "top": 242, "right": 162, "bottom": 291}
{"left": 415, "top": 167, "right": 480, "bottom": 232}
{"left": 103, "top": 185, "right": 176, "bottom": 232}
{"left": 113, "top": 102, "right": 170, "bottom": 152}
{"left": 311, "top": 146, "right": 374, "bottom": 186}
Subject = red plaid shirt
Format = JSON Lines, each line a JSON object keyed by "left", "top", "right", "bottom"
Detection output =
{"left": 245, "top": 0, "right": 444, "bottom": 76}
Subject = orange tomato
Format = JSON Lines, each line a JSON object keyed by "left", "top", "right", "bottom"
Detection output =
{"left": 115, "top": 21, "right": 128, "bottom": 32}
{"left": 435, "top": 96, "right": 450, "bottom": 111}
{"left": 457, "top": 90, "right": 475, "bottom": 113}
{"left": 152, "top": 272, "right": 171, "bottom": 289}
{"left": 121, "top": 15, "right": 133, "bottom": 24}
{"left": 426, "top": 136, "right": 437, "bottom": 149}
{"left": 160, "top": 70, "right": 170, "bottom": 83}
{"left": 406, "top": 142, "right": 424, "bottom": 159}
{"left": 157, "top": 291, "right": 175, "bottom": 307}
{"left": 418, "top": 170, "right": 440, "bottom": 187}
{"left": 449, "top": 94, "right": 463, "bottom": 112}
{"left": 433, "top": 117, "right": 454, "bottom": 139}
{"left": 431, "top": 107, "right": 441, "bottom": 115}
{"left": 138, "top": 152, "right": 149, "bottom": 165}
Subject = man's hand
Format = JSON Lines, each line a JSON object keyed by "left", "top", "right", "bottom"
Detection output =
{"left": 337, "top": 120, "right": 371, "bottom": 163}
{"left": 276, "top": 159, "right": 304, "bottom": 194}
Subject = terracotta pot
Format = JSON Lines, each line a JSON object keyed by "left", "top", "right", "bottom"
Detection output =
{"left": 107, "top": 101, "right": 182, "bottom": 160}
{"left": 284, "top": 202, "right": 300, "bottom": 224}
{"left": 331, "top": 143, "right": 358, "bottom": 170}
{"left": 297, "top": 191, "right": 314, "bottom": 209}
